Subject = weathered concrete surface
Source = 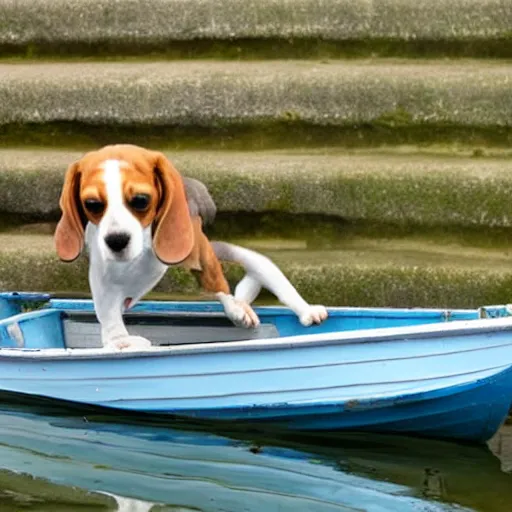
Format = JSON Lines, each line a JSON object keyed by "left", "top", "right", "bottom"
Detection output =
{"left": 1, "top": 0, "right": 510, "bottom": 45}
{"left": 1, "top": 61, "right": 512, "bottom": 127}
{"left": 488, "top": 424, "right": 512, "bottom": 473}
{"left": 0, "top": 470, "right": 117, "bottom": 510}
{"left": 3, "top": 149, "right": 512, "bottom": 228}
{"left": 1, "top": 231, "right": 512, "bottom": 308}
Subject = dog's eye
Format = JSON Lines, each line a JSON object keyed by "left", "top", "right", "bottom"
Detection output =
{"left": 129, "top": 194, "right": 150, "bottom": 212}
{"left": 83, "top": 199, "right": 105, "bottom": 215}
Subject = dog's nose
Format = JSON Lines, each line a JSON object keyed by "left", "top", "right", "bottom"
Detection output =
{"left": 104, "top": 232, "right": 130, "bottom": 253}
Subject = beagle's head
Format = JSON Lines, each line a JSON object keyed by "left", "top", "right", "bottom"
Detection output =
{"left": 54, "top": 144, "right": 194, "bottom": 264}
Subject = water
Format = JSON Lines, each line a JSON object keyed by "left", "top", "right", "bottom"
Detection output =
{"left": 0, "top": 397, "right": 510, "bottom": 512}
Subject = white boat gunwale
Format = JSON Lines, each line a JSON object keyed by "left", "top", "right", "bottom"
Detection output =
{"left": 1, "top": 308, "right": 512, "bottom": 360}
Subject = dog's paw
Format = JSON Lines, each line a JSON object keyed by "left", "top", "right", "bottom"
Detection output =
{"left": 217, "top": 293, "right": 261, "bottom": 329}
{"left": 299, "top": 305, "right": 328, "bottom": 327}
{"left": 105, "top": 335, "right": 152, "bottom": 352}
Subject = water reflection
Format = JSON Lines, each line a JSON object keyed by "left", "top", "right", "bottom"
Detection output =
{"left": 0, "top": 396, "right": 509, "bottom": 511}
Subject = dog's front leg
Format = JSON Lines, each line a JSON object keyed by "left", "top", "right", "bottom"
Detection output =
{"left": 89, "top": 268, "right": 152, "bottom": 351}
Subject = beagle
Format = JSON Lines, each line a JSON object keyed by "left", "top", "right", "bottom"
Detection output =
{"left": 54, "top": 144, "right": 327, "bottom": 350}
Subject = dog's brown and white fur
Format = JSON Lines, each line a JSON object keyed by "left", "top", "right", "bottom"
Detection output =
{"left": 54, "top": 144, "right": 327, "bottom": 350}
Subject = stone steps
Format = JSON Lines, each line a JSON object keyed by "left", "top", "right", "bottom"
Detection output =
{"left": 1, "top": 1, "right": 511, "bottom": 308}
{"left": 1, "top": 229, "right": 511, "bottom": 308}
{"left": 2, "top": 149, "right": 512, "bottom": 232}
{"left": 2, "top": 61, "right": 512, "bottom": 148}
{"left": 2, "top": 0, "right": 511, "bottom": 59}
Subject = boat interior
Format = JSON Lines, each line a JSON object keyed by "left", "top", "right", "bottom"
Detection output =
{"left": 0, "top": 293, "right": 509, "bottom": 351}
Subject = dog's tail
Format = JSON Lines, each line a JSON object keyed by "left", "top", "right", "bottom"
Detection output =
{"left": 211, "top": 241, "right": 311, "bottom": 315}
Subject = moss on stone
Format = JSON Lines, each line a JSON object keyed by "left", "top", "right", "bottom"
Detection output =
{"left": 3, "top": 38, "right": 512, "bottom": 61}
{"left": 2, "top": 122, "right": 512, "bottom": 151}
{"left": 0, "top": 469, "right": 115, "bottom": 509}
{"left": 374, "top": 107, "right": 414, "bottom": 128}
{"left": 2, "top": 243, "right": 512, "bottom": 309}
{"left": 264, "top": 183, "right": 294, "bottom": 212}
{"left": 2, "top": 59, "right": 512, "bottom": 147}
{"left": 210, "top": 214, "right": 512, "bottom": 250}
{"left": 281, "top": 264, "right": 512, "bottom": 309}
{"left": 5, "top": 148, "right": 512, "bottom": 242}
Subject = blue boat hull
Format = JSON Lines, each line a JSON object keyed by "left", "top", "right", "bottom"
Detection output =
{"left": 190, "top": 366, "right": 512, "bottom": 443}
{"left": 0, "top": 362, "right": 509, "bottom": 443}
{"left": 0, "top": 293, "right": 511, "bottom": 443}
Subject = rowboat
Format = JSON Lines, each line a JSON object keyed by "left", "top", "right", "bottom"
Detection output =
{"left": 0, "top": 291, "right": 511, "bottom": 443}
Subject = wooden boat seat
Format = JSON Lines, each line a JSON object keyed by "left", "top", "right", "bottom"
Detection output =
{"left": 63, "top": 312, "right": 280, "bottom": 348}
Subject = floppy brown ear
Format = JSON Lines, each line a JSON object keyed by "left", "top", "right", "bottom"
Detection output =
{"left": 54, "top": 162, "right": 86, "bottom": 262}
{"left": 152, "top": 152, "right": 195, "bottom": 264}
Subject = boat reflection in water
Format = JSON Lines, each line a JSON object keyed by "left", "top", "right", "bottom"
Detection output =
{"left": 0, "top": 396, "right": 511, "bottom": 512}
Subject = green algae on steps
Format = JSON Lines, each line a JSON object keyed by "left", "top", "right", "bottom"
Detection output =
{"left": 5, "top": 214, "right": 512, "bottom": 253}
{"left": 209, "top": 215, "right": 512, "bottom": 252}
{"left": 3, "top": 60, "right": 512, "bottom": 147}
{"left": 3, "top": 254, "right": 512, "bottom": 309}
{"left": 2, "top": 234, "right": 512, "bottom": 308}
{"left": 4, "top": 37, "right": 512, "bottom": 61}
{"left": 4, "top": 151, "right": 512, "bottom": 231}
{"left": 5, "top": 214, "right": 512, "bottom": 252}
{"left": 0, "top": 469, "right": 116, "bottom": 510}
{"left": 3, "top": 122, "right": 512, "bottom": 151}
{"left": 3, "top": 0, "right": 512, "bottom": 60}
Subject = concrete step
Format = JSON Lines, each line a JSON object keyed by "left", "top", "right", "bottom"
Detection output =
{"left": 2, "top": 149, "right": 512, "bottom": 231}
{"left": 1, "top": 230, "right": 511, "bottom": 308}
{"left": 0, "top": 470, "right": 116, "bottom": 510}
{"left": 2, "top": 0, "right": 511, "bottom": 59}
{"left": 2, "top": 61, "right": 512, "bottom": 148}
